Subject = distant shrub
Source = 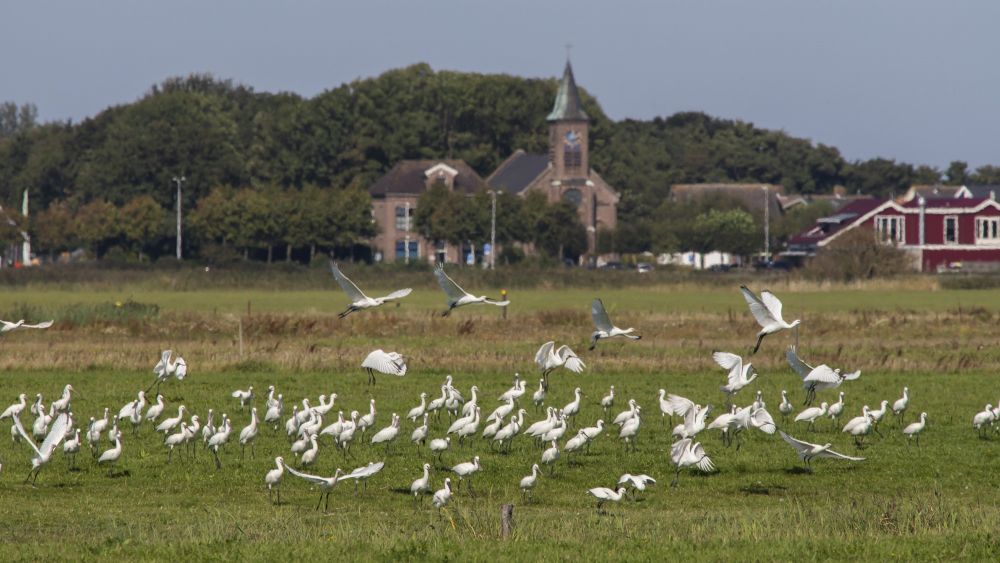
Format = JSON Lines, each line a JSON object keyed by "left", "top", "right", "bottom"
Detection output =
{"left": 804, "top": 226, "right": 912, "bottom": 282}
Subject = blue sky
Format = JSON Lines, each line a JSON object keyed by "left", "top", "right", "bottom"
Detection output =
{"left": 4, "top": 1, "right": 998, "bottom": 168}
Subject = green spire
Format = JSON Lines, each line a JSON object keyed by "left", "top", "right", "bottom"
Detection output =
{"left": 547, "top": 60, "right": 589, "bottom": 122}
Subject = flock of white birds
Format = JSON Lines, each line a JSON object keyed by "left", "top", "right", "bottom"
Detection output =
{"left": 0, "top": 270, "right": 973, "bottom": 516}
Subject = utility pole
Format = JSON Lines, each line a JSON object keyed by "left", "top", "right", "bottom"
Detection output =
{"left": 173, "top": 176, "right": 186, "bottom": 260}
{"left": 762, "top": 185, "right": 770, "bottom": 262}
{"left": 404, "top": 201, "right": 411, "bottom": 264}
{"left": 489, "top": 189, "right": 497, "bottom": 270}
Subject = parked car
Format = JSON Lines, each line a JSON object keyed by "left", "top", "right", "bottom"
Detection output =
{"left": 600, "top": 261, "right": 624, "bottom": 270}
{"left": 707, "top": 263, "right": 733, "bottom": 272}
{"left": 636, "top": 262, "right": 654, "bottom": 273}
{"left": 754, "top": 260, "right": 792, "bottom": 271}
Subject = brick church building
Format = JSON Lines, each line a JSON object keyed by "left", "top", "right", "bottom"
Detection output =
{"left": 369, "top": 61, "right": 619, "bottom": 263}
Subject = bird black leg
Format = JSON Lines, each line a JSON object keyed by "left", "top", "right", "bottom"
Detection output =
{"left": 751, "top": 333, "right": 764, "bottom": 355}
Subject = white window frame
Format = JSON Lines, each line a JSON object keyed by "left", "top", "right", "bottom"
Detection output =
{"left": 944, "top": 215, "right": 959, "bottom": 245}
{"left": 975, "top": 217, "right": 1000, "bottom": 244}
{"left": 874, "top": 215, "right": 905, "bottom": 244}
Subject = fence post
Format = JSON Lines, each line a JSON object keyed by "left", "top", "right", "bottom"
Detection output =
{"left": 238, "top": 319, "right": 245, "bottom": 360}
{"left": 500, "top": 504, "right": 514, "bottom": 539}
{"left": 500, "top": 289, "right": 508, "bottom": 320}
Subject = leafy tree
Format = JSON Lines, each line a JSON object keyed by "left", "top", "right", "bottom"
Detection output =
{"left": 533, "top": 201, "right": 587, "bottom": 261}
{"left": 189, "top": 186, "right": 240, "bottom": 247}
{"left": 805, "top": 226, "right": 911, "bottom": 281}
{"left": 74, "top": 200, "right": 119, "bottom": 257}
{"left": 0, "top": 102, "right": 38, "bottom": 138}
{"left": 119, "top": 195, "right": 165, "bottom": 261}
{"left": 31, "top": 200, "right": 75, "bottom": 259}
{"left": 945, "top": 161, "right": 969, "bottom": 185}
{"left": 971, "top": 165, "right": 1000, "bottom": 185}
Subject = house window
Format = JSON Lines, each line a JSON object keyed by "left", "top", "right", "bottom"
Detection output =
{"left": 944, "top": 216, "right": 958, "bottom": 244}
{"left": 976, "top": 217, "right": 1000, "bottom": 243}
{"left": 395, "top": 240, "right": 419, "bottom": 260}
{"left": 395, "top": 206, "right": 414, "bottom": 232}
{"left": 875, "top": 215, "right": 904, "bottom": 243}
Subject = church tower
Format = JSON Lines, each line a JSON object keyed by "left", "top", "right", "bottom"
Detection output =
{"left": 547, "top": 60, "right": 589, "bottom": 183}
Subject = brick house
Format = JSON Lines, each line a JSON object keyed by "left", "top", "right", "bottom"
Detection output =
{"left": 368, "top": 60, "right": 619, "bottom": 263}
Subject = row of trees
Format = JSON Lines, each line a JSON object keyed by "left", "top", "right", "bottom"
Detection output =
{"left": 20, "top": 187, "right": 374, "bottom": 263}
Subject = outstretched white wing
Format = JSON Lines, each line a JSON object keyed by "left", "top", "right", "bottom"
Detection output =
{"left": 804, "top": 365, "right": 841, "bottom": 385}
{"left": 12, "top": 415, "right": 41, "bottom": 457}
{"left": 785, "top": 346, "right": 814, "bottom": 379}
{"left": 283, "top": 463, "right": 334, "bottom": 486}
{"left": 666, "top": 394, "right": 696, "bottom": 418}
{"left": 40, "top": 414, "right": 70, "bottom": 458}
{"left": 535, "top": 342, "right": 555, "bottom": 368}
{"left": 750, "top": 408, "right": 776, "bottom": 434}
{"left": 345, "top": 461, "right": 385, "bottom": 479}
{"left": 842, "top": 370, "right": 861, "bottom": 381}
{"left": 759, "top": 290, "right": 785, "bottom": 323}
{"left": 154, "top": 350, "right": 171, "bottom": 377}
{"left": 779, "top": 430, "right": 814, "bottom": 455}
{"left": 557, "top": 346, "right": 586, "bottom": 373}
{"left": 174, "top": 358, "right": 187, "bottom": 380}
{"left": 330, "top": 262, "right": 368, "bottom": 302}
{"left": 712, "top": 351, "right": 743, "bottom": 384}
{"left": 692, "top": 442, "right": 715, "bottom": 472}
{"left": 435, "top": 265, "right": 470, "bottom": 302}
{"left": 591, "top": 299, "right": 614, "bottom": 332}
{"left": 817, "top": 448, "right": 866, "bottom": 462}
{"left": 362, "top": 350, "right": 407, "bottom": 376}
{"left": 379, "top": 288, "right": 413, "bottom": 302}
{"left": 23, "top": 320, "right": 54, "bottom": 329}
{"left": 670, "top": 438, "right": 691, "bottom": 465}
{"left": 740, "top": 286, "right": 775, "bottom": 328}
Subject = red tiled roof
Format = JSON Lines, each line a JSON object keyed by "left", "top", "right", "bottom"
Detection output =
{"left": 787, "top": 198, "right": 885, "bottom": 246}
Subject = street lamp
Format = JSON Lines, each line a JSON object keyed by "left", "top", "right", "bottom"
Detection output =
{"left": 762, "top": 185, "right": 770, "bottom": 262}
{"left": 488, "top": 189, "right": 497, "bottom": 270}
{"left": 173, "top": 176, "right": 186, "bottom": 260}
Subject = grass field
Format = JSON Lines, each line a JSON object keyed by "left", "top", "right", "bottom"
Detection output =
{"left": 2, "top": 280, "right": 1000, "bottom": 561}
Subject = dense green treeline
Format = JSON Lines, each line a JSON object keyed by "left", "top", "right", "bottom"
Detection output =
{"left": 2, "top": 65, "right": 998, "bottom": 261}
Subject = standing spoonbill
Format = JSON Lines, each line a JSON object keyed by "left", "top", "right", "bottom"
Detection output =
{"left": 892, "top": 387, "right": 909, "bottom": 423}
{"left": 330, "top": 262, "right": 412, "bottom": 318}
{"left": 903, "top": 412, "right": 928, "bottom": 445}
{"left": 429, "top": 436, "right": 451, "bottom": 464}
{"left": 97, "top": 430, "right": 123, "bottom": 477}
{"left": 541, "top": 440, "right": 560, "bottom": 474}
{"left": 618, "top": 473, "right": 656, "bottom": 499}
{"left": 340, "top": 461, "right": 385, "bottom": 494}
{"left": 410, "top": 463, "right": 431, "bottom": 505}
{"left": 239, "top": 407, "right": 259, "bottom": 460}
{"left": 231, "top": 387, "right": 254, "bottom": 410}
{"left": 145, "top": 395, "right": 165, "bottom": 424}
{"left": 432, "top": 478, "right": 453, "bottom": 514}
{"left": 601, "top": 386, "right": 615, "bottom": 415}
{"left": 411, "top": 414, "right": 429, "bottom": 448}
{"left": 532, "top": 380, "right": 546, "bottom": 410}
{"left": 361, "top": 350, "right": 407, "bottom": 385}
{"left": 794, "top": 402, "right": 829, "bottom": 432}
{"left": 371, "top": 413, "right": 400, "bottom": 454}
{"left": 740, "top": 286, "right": 800, "bottom": 354}
{"left": 434, "top": 264, "right": 510, "bottom": 316}
{"left": 0, "top": 394, "right": 27, "bottom": 421}
{"left": 520, "top": 464, "right": 542, "bottom": 502}
{"left": 407, "top": 393, "right": 428, "bottom": 422}
{"left": 778, "top": 390, "right": 794, "bottom": 421}
{"left": 451, "top": 456, "right": 481, "bottom": 494}
{"left": 283, "top": 464, "right": 345, "bottom": 513}
{"left": 589, "top": 298, "right": 641, "bottom": 350}
{"left": 264, "top": 457, "right": 284, "bottom": 505}
{"left": 972, "top": 405, "right": 994, "bottom": 439}
{"left": 51, "top": 385, "right": 75, "bottom": 413}
{"left": 778, "top": 430, "right": 865, "bottom": 471}
{"left": 63, "top": 428, "right": 81, "bottom": 469}
{"left": 13, "top": 412, "right": 69, "bottom": 484}
{"left": 156, "top": 406, "right": 187, "bottom": 434}
{"left": 535, "top": 341, "right": 585, "bottom": 389}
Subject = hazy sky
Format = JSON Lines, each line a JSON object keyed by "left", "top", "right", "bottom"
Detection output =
{"left": 5, "top": 1, "right": 999, "bottom": 169}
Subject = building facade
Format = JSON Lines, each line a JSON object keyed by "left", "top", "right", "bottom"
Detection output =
{"left": 368, "top": 60, "right": 619, "bottom": 264}
{"left": 786, "top": 197, "right": 1000, "bottom": 272}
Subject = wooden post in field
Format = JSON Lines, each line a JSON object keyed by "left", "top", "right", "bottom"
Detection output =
{"left": 500, "top": 289, "right": 508, "bottom": 320}
{"left": 247, "top": 300, "right": 252, "bottom": 318}
{"left": 238, "top": 319, "right": 244, "bottom": 360}
{"left": 500, "top": 504, "right": 513, "bottom": 539}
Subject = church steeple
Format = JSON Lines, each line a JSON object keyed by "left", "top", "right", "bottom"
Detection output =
{"left": 547, "top": 60, "right": 589, "bottom": 122}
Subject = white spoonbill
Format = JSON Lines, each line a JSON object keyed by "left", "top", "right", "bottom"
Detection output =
{"left": 670, "top": 438, "right": 715, "bottom": 486}
{"left": 614, "top": 399, "right": 639, "bottom": 427}
{"left": 13, "top": 412, "right": 69, "bottom": 484}
{"left": 239, "top": 407, "right": 259, "bottom": 460}
{"left": 713, "top": 351, "right": 756, "bottom": 400}
{"left": 541, "top": 440, "right": 560, "bottom": 474}
{"left": 51, "top": 385, "right": 75, "bottom": 413}
{"left": 300, "top": 436, "right": 320, "bottom": 468}
{"left": 972, "top": 404, "right": 994, "bottom": 439}
{"left": 461, "top": 385, "right": 480, "bottom": 417}
{"left": 520, "top": 464, "right": 541, "bottom": 503}
{"left": 786, "top": 346, "right": 860, "bottom": 405}
{"left": 618, "top": 473, "right": 656, "bottom": 499}
{"left": 264, "top": 395, "right": 283, "bottom": 432}
{"left": 361, "top": 350, "right": 407, "bottom": 385}
{"left": 587, "top": 486, "right": 628, "bottom": 514}
{"left": 601, "top": 386, "right": 615, "bottom": 415}
{"left": 778, "top": 430, "right": 865, "bottom": 471}
{"left": 371, "top": 413, "right": 400, "bottom": 454}
{"left": 407, "top": 393, "right": 428, "bottom": 422}
{"left": 330, "top": 262, "right": 412, "bottom": 318}
{"left": 117, "top": 392, "right": 146, "bottom": 427}
{"left": 429, "top": 436, "right": 451, "bottom": 463}
{"left": 434, "top": 264, "right": 510, "bottom": 316}
{"left": 903, "top": 412, "right": 927, "bottom": 445}
{"left": 619, "top": 410, "right": 642, "bottom": 452}
{"left": 283, "top": 464, "right": 345, "bottom": 512}
{"left": 1, "top": 318, "right": 54, "bottom": 334}
{"left": 842, "top": 406, "right": 874, "bottom": 448}
{"left": 794, "top": 402, "right": 829, "bottom": 432}
{"left": 485, "top": 397, "right": 514, "bottom": 424}
{"left": 97, "top": 430, "right": 123, "bottom": 477}
{"left": 827, "top": 392, "right": 846, "bottom": 423}
{"left": 231, "top": 387, "right": 254, "bottom": 410}
{"left": 498, "top": 379, "right": 526, "bottom": 404}
{"left": 147, "top": 350, "right": 187, "bottom": 395}
{"left": 535, "top": 341, "right": 585, "bottom": 388}
{"left": 156, "top": 406, "right": 187, "bottom": 434}
{"left": 164, "top": 423, "right": 188, "bottom": 462}
{"left": 410, "top": 463, "right": 431, "bottom": 504}
{"left": 892, "top": 387, "right": 909, "bottom": 422}
{"left": 411, "top": 414, "right": 429, "bottom": 448}
{"left": 340, "top": 461, "right": 385, "bottom": 494}
{"left": 740, "top": 286, "right": 800, "bottom": 354}
{"left": 580, "top": 420, "right": 605, "bottom": 452}
{"left": 265, "top": 457, "right": 285, "bottom": 504}
{"left": 451, "top": 456, "right": 481, "bottom": 493}
{"left": 432, "top": 478, "right": 453, "bottom": 512}
{"left": 63, "top": 428, "right": 81, "bottom": 469}
{"left": 532, "top": 379, "right": 546, "bottom": 410}
{"left": 493, "top": 410, "right": 526, "bottom": 453}
{"left": 564, "top": 429, "right": 590, "bottom": 458}
{"left": 562, "top": 387, "right": 583, "bottom": 425}
{"left": 868, "top": 400, "right": 890, "bottom": 436}
{"left": 589, "top": 298, "right": 641, "bottom": 350}
{"left": 145, "top": 395, "right": 165, "bottom": 424}
{"left": 0, "top": 393, "right": 27, "bottom": 421}
{"left": 778, "top": 390, "right": 794, "bottom": 420}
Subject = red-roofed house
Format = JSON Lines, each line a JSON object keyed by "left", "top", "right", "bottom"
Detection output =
{"left": 785, "top": 197, "right": 1000, "bottom": 272}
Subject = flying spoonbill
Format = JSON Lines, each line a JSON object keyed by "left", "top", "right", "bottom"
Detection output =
{"left": 589, "top": 298, "right": 641, "bottom": 350}
{"left": 434, "top": 264, "right": 510, "bottom": 316}
{"left": 740, "top": 286, "right": 800, "bottom": 354}
{"left": 361, "top": 350, "right": 407, "bottom": 385}
{"left": 330, "top": 262, "right": 412, "bottom": 318}
{"left": 778, "top": 430, "right": 865, "bottom": 471}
